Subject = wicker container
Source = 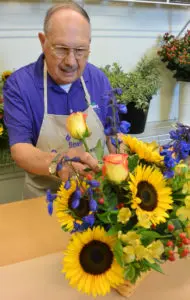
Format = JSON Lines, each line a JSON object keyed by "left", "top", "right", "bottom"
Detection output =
{"left": 115, "top": 272, "right": 150, "bottom": 298}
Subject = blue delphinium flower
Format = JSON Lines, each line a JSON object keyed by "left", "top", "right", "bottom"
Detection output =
{"left": 161, "top": 123, "right": 190, "bottom": 178}
{"left": 71, "top": 188, "right": 81, "bottom": 209}
{"left": 87, "top": 180, "right": 100, "bottom": 188}
{"left": 46, "top": 189, "right": 57, "bottom": 215}
{"left": 89, "top": 199, "right": 98, "bottom": 212}
{"left": 102, "top": 88, "right": 131, "bottom": 153}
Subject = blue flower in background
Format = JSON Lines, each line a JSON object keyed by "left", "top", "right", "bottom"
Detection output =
{"left": 161, "top": 123, "right": 190, "bottom": 178}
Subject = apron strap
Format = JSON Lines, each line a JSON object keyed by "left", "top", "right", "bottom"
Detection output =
{"left": 80, "top": 76, "right": 91, "bottom": 106}
{"left": 43, "top": 62, "right": 48, "bottom": 115}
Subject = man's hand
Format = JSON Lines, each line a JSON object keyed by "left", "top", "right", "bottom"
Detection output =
{"left": 57, "top": 147, "right": 100, "bottom": 181}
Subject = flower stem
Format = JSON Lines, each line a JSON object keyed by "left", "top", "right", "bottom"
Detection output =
{"left": 111, "top": 97, "right": 119, "bottom": 154}
{"left": 82, "top": 138, "right": 90, "bottom": 153}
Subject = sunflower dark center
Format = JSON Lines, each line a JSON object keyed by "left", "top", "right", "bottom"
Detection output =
{"left": 79, "top": 240, "right": 113, "bottom": 275}
{"left": 137, "top": 181, "right": 158, "bottom": 211}
{"left": 68, "top": 194, "right": 89, "bottom": 218}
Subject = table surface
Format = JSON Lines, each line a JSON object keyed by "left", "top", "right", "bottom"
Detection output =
{"left": 1, "top": 197, "right": 190, "bottom": 300}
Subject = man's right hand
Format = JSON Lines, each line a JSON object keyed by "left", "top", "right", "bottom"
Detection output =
{"left": 57, "top": 147, "right": 100, "bottom": 181}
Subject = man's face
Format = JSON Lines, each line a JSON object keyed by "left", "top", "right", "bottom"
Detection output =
{"left": 38, "top": 10, "right": 91, "bottom": 84}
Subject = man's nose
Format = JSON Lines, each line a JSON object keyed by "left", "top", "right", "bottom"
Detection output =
{"left": 64, "top": 49, "right": 77, "bottom": 66}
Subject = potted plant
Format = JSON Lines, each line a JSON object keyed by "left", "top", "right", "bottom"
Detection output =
{"left": 157, "top": 30, "right": 190, "bottom": 82}
{"left": 157, "top": 30, "right": 190, "bottom": 126}
{"left": 101, "top": 55, "right": 161, "bottom": 134}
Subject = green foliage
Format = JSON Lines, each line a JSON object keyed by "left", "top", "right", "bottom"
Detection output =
{"left": 113, "top": 239, "right": 124, "bottom": 267}
{"left": 137, "top": 230, "right": 163, "bottom": 246}
{"left": 94, "top": 139, "right": 104, "bottom": 161}
{"left": 128, "top": 154, "right": 139, "bottom": 173}
{"left": 100, "top": 55, "right": 162, "bottom": 111}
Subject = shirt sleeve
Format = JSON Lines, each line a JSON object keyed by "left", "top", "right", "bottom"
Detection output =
{"left": 3, "top": 76, "right": 33, "bottom": 147}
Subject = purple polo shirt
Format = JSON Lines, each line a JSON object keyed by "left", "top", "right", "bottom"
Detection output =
{"left": 3, "top": 54, "right": 111, "bottom": 147}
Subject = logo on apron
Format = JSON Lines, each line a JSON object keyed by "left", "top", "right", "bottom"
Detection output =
{"left": 66, "top": 134, "right": 82, "bottom": 148}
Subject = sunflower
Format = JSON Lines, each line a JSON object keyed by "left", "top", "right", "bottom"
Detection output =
{"left": 129, "top": 165, "right": 173, "bottom": 227}
{"left": 55, "top": 179, "right": 91, "bottom": 232}
{"left": 121, "top": 135, "right": 163, "bottom": 164}
{"left": 63, "top": 226, "right": 124, "bottom": 297}
{"left": 0, "top": 124, "right": 3, "bottom": 136}
{"left": 1, "top": 70, "right": 12, "bottom": 82}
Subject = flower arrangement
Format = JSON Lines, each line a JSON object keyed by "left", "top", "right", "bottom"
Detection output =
{"left": 157, "top": 30, "right": 190, "bottom": 82}
{"left": 46, "top": 90, "right": 190, "bottom": 297}
{"left": 0, "top": 70, "right": 12, "bottom": 146}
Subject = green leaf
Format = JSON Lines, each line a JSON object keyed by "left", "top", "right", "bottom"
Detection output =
{"left": 97, "top": 210, "right": 118, "bottom": 224}
{"left": 144, "top": 260, "right": 164, "bottom": 274}
{"left": 170, "top": 218, "right": 182, "bottom": 230}
{"left": 97, "top": 212, "right": 111, "bottom": 224}
{"left": 113, "top": 240, "right": 124, "bottom": 267}
{"left": 107, "top": 224, "right": 122, "bottom": 236}
{"left": 124, "top": 265, "right": 136, "bottom": 281}
{"left": 138, "top": 230, "right": 162, "bottom": 246}
{"left": 94, "top": 139, "right": 104, "bottom": 161}
{"left": 128, "top": 154, "right": 139, "bottom": 172}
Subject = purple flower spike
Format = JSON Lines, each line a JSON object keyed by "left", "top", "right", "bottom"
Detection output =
{"left": 82, "top": 214, "right": 95, "bottom": 227}
{"left": 48, "top": 202, "right": 53, "bottom": 215}
{"left": 72, "top": 198, "right": 80, "bottom": 209}
{"left": 70, "top": 157, "right": 81, "bottom": 162}
{"left": 119, "top": 121, "right": 131, "bottom": 134}
{"left": 89, "top": 199, "right": 98, "bottom": 212}
{"left": 73, "top": 188, "right": 81, "bottom": 199}
{"left": 118, "top": 104, "right": 127, "bottom": 114}
{"left": 46, "top": 189, "right": 57, "bottom": 202}
{"left": 87, "top": 180, "right": 100, "bottom": 188}
{"left": 56, "top": 162, "right": 63, "bottom": 172}
{"left": 64, "top": 180, "right": 71, "bottom": 190}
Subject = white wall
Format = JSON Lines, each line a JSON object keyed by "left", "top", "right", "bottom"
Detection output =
{"left": 0, "top": 1, "right": 190, "bottom": 122}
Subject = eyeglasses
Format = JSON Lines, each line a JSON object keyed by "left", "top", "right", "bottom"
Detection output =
{"left": 50, "top": 45, "right": 90, "bottom": 60}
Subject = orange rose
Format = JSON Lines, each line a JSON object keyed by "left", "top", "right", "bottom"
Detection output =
{"left": 66, "top": 112, "right": 91, "bottom": 140}
{"left": 103, "top": 154, "right": 129, "bottom": 184}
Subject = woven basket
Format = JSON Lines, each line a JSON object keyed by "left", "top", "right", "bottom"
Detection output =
{"left": 115, "top": 272, "right": 150, "bottom": 298}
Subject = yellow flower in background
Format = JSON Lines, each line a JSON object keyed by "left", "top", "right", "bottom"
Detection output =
{"left": 103, "top": 153, "right": 129, "bottom": 184}
{"left": 118, "top": 207, "right": 131, "bottom": 224}
{"left": 176, "top": 195, "right": 190, "bottom": 221}
{"left": 0, "top": 124, "right": 3, "bottom": 136}
{"left": 147, "top": 240, "right": 164, "bottom": 260}
{"left": 123, "top": 245, "right": 135, "bottom": 263}
{"left": 55, "top": 179, "right": 89, "bottom": 231}
{"left": 118, "top": 231, "right": 141, "bottom": 247}
{"left": 137, "top": 214, "right": 152, "bottom": 229}
{"left": 182, "top": 172, "right": 190, "bottom": 194}
{"left": 129, "top": 165, "right": 173, "bottom": 227}
{"left": 185, "top": 222, "right": 190, "bottom": 238}
{"left": 63, "top": 227, "right": 124, "bottom": 297}
{"left": 120, "top": 135, "right": 163, "bottom": 164}
{"left": 135, "top": 245, "right": 149, "bottom": 261}
{"left": 175, "top": 163, "right": 188, "bottom": 176}
{"left": 66, "top": 112, "right": 91, "bottom": 140}
{"left": 1, "top": 70, "right": 12, "bottom": 82}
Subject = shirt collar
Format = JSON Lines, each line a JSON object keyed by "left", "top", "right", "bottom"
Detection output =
{"left": 34, "top": 53, "right": 89, "bottom": 89}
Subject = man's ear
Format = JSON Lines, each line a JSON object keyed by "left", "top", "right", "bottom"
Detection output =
{"left": 38, "top": 32, "right": 46, "bottom": 49}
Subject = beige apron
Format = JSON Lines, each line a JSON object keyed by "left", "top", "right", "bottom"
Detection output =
{"left": 23, "top": 63, "right": 106, "bottom": 199}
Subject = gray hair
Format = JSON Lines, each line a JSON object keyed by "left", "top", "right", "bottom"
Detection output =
{"left": 44, "top": 1, "right": 90, "bottom": 34}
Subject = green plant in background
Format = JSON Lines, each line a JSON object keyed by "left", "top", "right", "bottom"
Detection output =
{"left": 0, "top": 70, "right": 15, "bottom": 168}
{"left": 0, "top": 70, "right": 12, "bottom": 147}
{"left": 101, "top": 55, "right": 162, "bottom": 112}
{"left": 157, "top": 30, "right": 190, "bottom": 82}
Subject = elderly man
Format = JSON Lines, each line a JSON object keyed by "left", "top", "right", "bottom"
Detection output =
{"left": 3, "top": 1, "right": 113, "bottom": 199}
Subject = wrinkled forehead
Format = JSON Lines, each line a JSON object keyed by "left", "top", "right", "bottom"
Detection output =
{"left": 46, "top": 9, "right": 91, "bottom": 47}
